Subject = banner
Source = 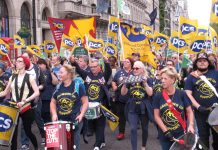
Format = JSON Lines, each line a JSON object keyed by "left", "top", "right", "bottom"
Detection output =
{"left": 61, "top": 34, "right": 75, "bottom": 50}
{"left": 14, "top": 34, "right": 25, "bottom": 49}
{"left": 169, "top": 31, "right": 188, "bottom": 53}
{"left": 143, "top": 51, "right": 158, "bottom": 69}
{"left": 44, "top": 40, "right": 57, "bottom": 54}
{"left": 188, "top": 35, "right": 207, "bottom": 54}
{"left": 120, "top": 23, "right": 150, "bottom": 60}
{"left": 153, "top": 31, "right": 169, "bottom": 50}
{"left": 210, "top": 0, "right": 218, "bottom": 23}
{"left": 48, "top": 17, "right": 96, "bottom": 51}
{"left": 86, "top": 36, "right": 104, "bottom": 52}
{"left": 26, "top": 45, "right": 42, "bottom": 57}
{"left": 179, "top": 16, "right": 198, "bottom": 39}
{"left": 108, "top": 16, "right": 120, "bottom": 42}
{"left": 100, "top": 104, "right": 119, "bottom": 131}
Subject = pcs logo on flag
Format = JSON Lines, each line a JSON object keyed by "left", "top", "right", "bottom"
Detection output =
{"left": 0, "top": 44, "right": 8, "bottom": 54}
{"left": 212, "top": 2, "right": 218, "bottom": 16}
{"left": 88, "top": 41, "right": 102, "bottom": 49}
{"left": 52, "top": 21, "right": 65, "bottom": 30}
{"left": 171, "top": 37, "right": 187, "bottom": 48}
{"left": 46, "top": 44, "right": 55, "bottom": 50}
{"left": 106, "top": 46, "right": 115, "bottom": 55}
{"left": 63, "top": 38, "right": 74, "bottom": 47}
{"left": 190, "top": 40, "right": 207, "bottom": 52}
{"left": 15, "top": 39, "right": 22, "bottom": 46}
{"left": 109, "top": 22, "right": 119, "bottom": 33}
{"left": 155, "top": 37, "right": 167, "bottom": 44}
{"left": 181, "top": 23, "right": 196, "bottom": 35}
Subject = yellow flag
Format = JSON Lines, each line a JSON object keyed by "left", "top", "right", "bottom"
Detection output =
{"left": 100, "top": 104, "right": 119, "bottom": 131}
{"left": 0, "top": 39, "right": 9, "bottom": 56}
{"left": 86, "top": 36, "right": 104, "bottom": 52}
{"left": 108, "top": 16, "right": 120, "bottom": 39}
{"left": 26, "top": 45, "right": 42, "bottom": 57}
{"left": 61, "top": 34, "right": 75, "bottom": 50}
{"left": 104, "top": 43, "right": 117, "bottom": 58}
{"left": 153, "top": 31, "right": 169, "bottom": 50}
{"left": 188, "top": 35, "right": 207, "bottom": 54}
{"left": 143, "top": 51, "right": 158, "bottom": 69}
{"left": 14, "top": 34, "right": 25, "bottom": 49}
{"left": 44, "top": 40, "right": 56, "bottom": 54}
{"left": 179, "top": 16, "right": 198, "bottom": 39}
{"left": 210, "top": 0, "right": 218, "bottom": 23}
{"left": 141, "top": 24, "right": 154, "bottom": 44}
{"left": 169, "top": 31, "right": 188, "bottom": 53}
{"left": 120, "top": 23, "right": 150, "bottom": 61}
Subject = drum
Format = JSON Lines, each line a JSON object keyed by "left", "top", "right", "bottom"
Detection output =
{"left": 169, "top": 133, "right": 198, "bottom": 150}
{"left": 0, "top": 104, "right": 19, "bottom": 146}
{"left": 85, "top": 102, "right": 101, "bottom": 120}
{"left": 208, "top": 105, "right": 218, "bottom": 133}
{"left": 44, "top": 121, "right": 75, "bottom": 150}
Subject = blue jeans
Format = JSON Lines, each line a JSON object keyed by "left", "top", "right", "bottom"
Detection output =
{"left": 128, "top": 112, "right": 149, "bottom": 150}
{"left": 74, "top": 121, "right": 83, "bottom": 150}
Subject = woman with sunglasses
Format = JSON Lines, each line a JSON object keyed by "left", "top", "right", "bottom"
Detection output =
{"left": 153, "top": 67, "right": 194, "bottom": 150}
{"left": 121, "top": 61, "right": 153, "bottom": 150}
{"left": 0, "top": 56, "right": 39, "bottom": 150}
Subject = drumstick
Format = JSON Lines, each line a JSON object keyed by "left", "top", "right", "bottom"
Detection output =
{"left": 173, "top": 138, "right": 185, "bottom": 145}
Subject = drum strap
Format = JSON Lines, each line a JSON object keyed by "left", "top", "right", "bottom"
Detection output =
{"left": 14, "top": 74, "right": 29, "bottom": 102}
{"left": 162, "top": 90, "right": 187, "bottom": 132}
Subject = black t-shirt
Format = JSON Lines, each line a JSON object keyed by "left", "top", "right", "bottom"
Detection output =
{"left": 152, "top": 78, "right": 162, "bottom": 94}
{"left": 0, "top": 75, "right": 6, "bottom": 102}
{"left": 185, "top": 69, "right": 218, "bottom": 108}
{"left": 52, "top": 81, "right": 86, "bottom": 121}
{"left": 40, "top": 70, "right": 55, "bottom": 100}
{"left": 153, "top": 89, "right": 191, "bottom": 139}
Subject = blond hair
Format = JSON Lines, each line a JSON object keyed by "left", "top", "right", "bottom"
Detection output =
{"left": 62, "top": 64, "right": 75, "bottom": 79}
{"left": 133, "top": 61, "right": 148, "bottom": 77}
{"left": 160, "top": 66, "right": 179, "bottom": 80}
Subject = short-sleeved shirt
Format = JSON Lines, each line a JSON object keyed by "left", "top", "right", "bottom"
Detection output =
{"left": 113, "top": 69, "right": 132, "bottom": 103}
{"left": 152, "top": 78, "right": 162, "bottom": 94}
{"left": 185, "top": 69, "right": 218, "bottom": 108}
{"left": 52, "top": 81, "right": 86, "bottom": 121}
{"left": 153, "top": 89, "right": 191, "bottom": 139}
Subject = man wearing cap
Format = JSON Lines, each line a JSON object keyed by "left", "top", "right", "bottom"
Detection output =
{"left": 185, "top": 52, "right": 218, "bottom": 149}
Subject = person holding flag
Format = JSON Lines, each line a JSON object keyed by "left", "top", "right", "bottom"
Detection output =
{"left": 121, "top": 61, "right": 153, "bottom": 150}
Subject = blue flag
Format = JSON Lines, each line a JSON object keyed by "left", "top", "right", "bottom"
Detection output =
{"left": 149, "top": 8, "right": 157, "bottom": 26}
{"left": 96, "top": 0, "right": 110, "bottom": 13}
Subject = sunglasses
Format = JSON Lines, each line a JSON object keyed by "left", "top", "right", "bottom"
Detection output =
{"left": 133, "top": 67, "right": 140, "bottom": 70}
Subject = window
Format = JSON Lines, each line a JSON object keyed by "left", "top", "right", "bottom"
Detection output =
{"left": 0, "top": 0, "right": 9, "bottom": 37}
{"left": 91, "top": 4, "right": 96, "bottom": 14}
{"left": 21, "top": 3, "right": 31, "bottom": 44}
{"left": 42, "top": 9, "right": 47, "bottom": 21}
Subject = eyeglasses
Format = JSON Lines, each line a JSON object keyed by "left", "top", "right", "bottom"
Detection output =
{"left": 166, "top": 63, "right": 173, "bottom": 66}
{"left": 172, "top": 57, "right": 177, "bottom": 59}
{"left": 133, "top": 67, "right": 140, "bottom": 70}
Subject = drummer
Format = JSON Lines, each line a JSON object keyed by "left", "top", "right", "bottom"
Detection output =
{"left": 0, "top": 56, "right": 39, "bottom": 150}
{"left": 153, "top": 67, "right": 194, "bottom": 150}
{"left": 50, "top": 64, "right": 88, "bottom": 150}
{"left": 185, "top": 52, "right": 218, "bottom": 149}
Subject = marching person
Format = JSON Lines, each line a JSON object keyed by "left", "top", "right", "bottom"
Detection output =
{"left": 0, "top": 62, "right": 7, "bottom": 103}
{"left": 121, "top": 61, "right": 153, "bottom": 150}
{"left": 37, "top": 59, "right": 59, "bottom": 123}
{"left": 112, "top": 57, "right": 134, "bottom": 140}
{"left": 153, "top": 66, "right": 194, "bottom": 150}
{"left": 185, "top": 52, "right": 218, "bottom": 149}
{"left": 50, "top": 64, "right": 88, "bottom": 150}
{"left": 0, "top": 56, "right": 39, "bottom": 150}
{"left": 70, "top": 56, "right": 112, "bottom": 150}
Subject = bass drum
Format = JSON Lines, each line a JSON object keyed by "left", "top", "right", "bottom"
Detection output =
{"left": 169, "top": 133, "right": 198, "bottom": 150}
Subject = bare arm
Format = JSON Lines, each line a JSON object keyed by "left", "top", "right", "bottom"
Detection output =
{"left": 121, "top": 84, "right": 128, "bottom": 96}
{"left": 50, "top": 98, "right": 58, "bottom": 121}
{"left": 51, "top": 72, "right": 59, "bottom": 85}
{"left": 154, "top": 109, "right": 168, "bottom": 132}
{"left": 186, "top": 106, "right": 195, "bottom": 133}
{"left": 76, "top": 96, "right": 88, "bottom": 122}
{"left": 144, "top": 81, "right": 153, "bottom": 96}
{"left": 185, "top": 90, "right": 200, "bottom": 109}
{"left": 111, "top": 81, "right": 118, "bottom": 91}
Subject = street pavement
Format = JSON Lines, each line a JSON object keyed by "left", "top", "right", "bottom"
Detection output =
{"left": 1, "top": 121, "right": 161, "bottom": 150}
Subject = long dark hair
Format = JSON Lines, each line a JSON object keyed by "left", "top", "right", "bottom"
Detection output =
{"left": 37, "top": 59, "right": 50, "bottom": 70}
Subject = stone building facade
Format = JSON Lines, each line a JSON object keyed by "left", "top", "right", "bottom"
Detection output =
{"left": 0, "top": 0, "right": 160, "bottom": 45}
